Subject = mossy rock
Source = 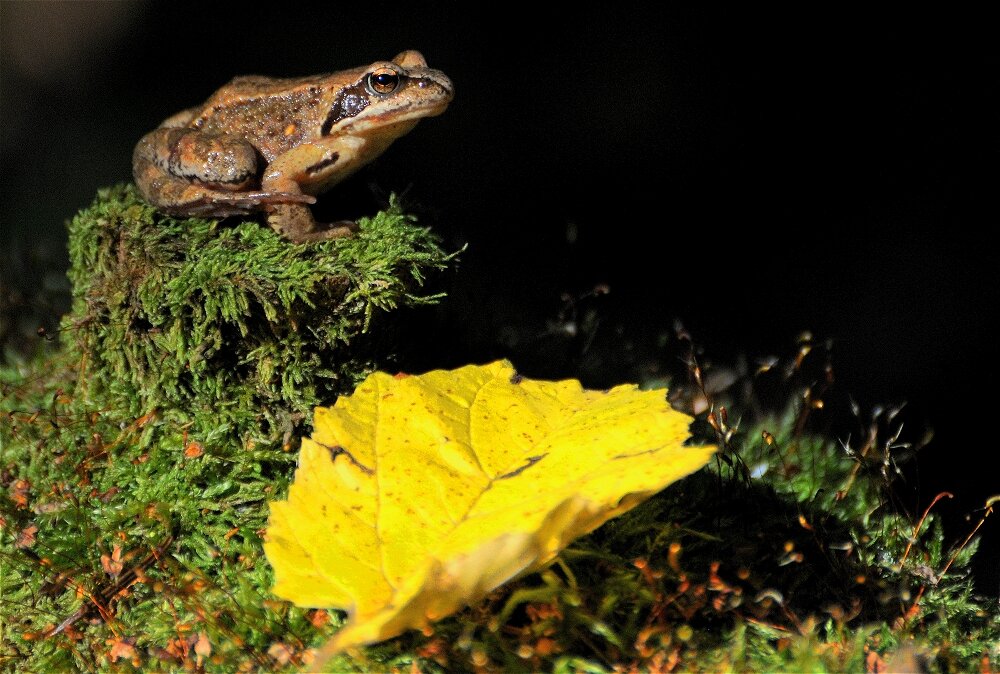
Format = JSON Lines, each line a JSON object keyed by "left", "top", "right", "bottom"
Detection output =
{"left": 0, "top": 185, "right": 456, "bottom": 672}
{"left": 63, "top": 184, "right": 454, "bottom": 450}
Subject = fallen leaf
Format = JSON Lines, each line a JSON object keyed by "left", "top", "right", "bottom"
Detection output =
{"left": 15, "top": 524, "right": 38, "bottom": 549}
{"left": 194, "top": 632, "right": 211, "bottom": 665}
{"left": 10, "top": 479, "right": 30, "bottom": 508}
{"left": 107, "top": 638, "right": 139, "bottom": 665}
{"left": 264, "top": 360, "right": 715, "bottom": 652}
{"left": 100, "top": 544, "right": 124, "bottom": 577}
{"left": 267, "top": 642, "right": 293, "bottom": 666}
{"left": 308, "top": 609, "right": 331, "bottom": 628}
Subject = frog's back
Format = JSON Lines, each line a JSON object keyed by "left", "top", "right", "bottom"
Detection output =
{"left": 215, "top": 74, "right": 332, "bottom": 99}
{"left": 199, "top": 67, "right": 369, "bottom": 110}
{"left": 188, "top": 73, "right": 351, "bottom": 151}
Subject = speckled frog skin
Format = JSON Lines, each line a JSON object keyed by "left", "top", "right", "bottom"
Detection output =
{"left": 133, "top": 50, "right": 453, "bottom": 242}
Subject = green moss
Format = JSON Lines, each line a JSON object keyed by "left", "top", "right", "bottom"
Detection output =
{"left": 1, "top": 186, "right": 455, "bottom": 672}
{"left": 64, "top": 184, "right": 454, "bottom": 450}
{"left": 2, "top": 192, "right": 997, "bottom": 672}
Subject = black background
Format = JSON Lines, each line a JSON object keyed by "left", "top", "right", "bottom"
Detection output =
{"left": 2, "top": 4, "right": 996, "bottom": 592}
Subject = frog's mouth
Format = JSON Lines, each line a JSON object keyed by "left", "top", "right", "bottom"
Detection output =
{"left": 398, "top": 73, "right": 453, "bottom": 114}
{"left": 411, "top": 71, "right": 455, "bottom": 106}
{"left": 347, "top": 116, "right": 424, "bottom": 141}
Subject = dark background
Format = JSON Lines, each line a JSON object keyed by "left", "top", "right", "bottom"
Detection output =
{"left": 2, "top": 4, "right": 996, "bottom": 592}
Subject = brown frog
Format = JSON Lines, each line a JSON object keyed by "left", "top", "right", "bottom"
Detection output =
{"left": 133, "top": 50, "right": 453, "bottom": 242}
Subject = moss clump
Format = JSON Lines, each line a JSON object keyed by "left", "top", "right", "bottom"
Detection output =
{"left": 1, "top": 185, "right": 456, "bottom": 672}
{"left": 63, "top": 184, "right": 453, "bottom": 450}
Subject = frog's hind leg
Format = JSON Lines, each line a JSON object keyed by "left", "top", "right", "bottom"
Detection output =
{"left": 132, "top": 127, "right": 315, "bottom": 217}
{"left": 259, "top": 137, "right": 365, "bottom": 242}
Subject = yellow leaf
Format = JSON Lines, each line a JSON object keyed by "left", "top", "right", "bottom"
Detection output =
{"left": 264, "top": 360, "right": 715, "bottom": 653}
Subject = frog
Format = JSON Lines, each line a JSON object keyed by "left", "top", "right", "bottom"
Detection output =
{"left": 132, "top": 50, "right": 453, "bottom": 243}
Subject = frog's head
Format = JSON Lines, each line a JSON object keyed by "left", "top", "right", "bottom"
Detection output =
{"left": 321, "top": 50, "right": 453, "bottom": 139}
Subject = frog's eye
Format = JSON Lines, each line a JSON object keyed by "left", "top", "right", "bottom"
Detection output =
{"left": 368, "top": 68, "right": 400, "bottom": 95}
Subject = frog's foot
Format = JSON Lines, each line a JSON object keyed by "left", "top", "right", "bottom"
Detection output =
{"left": 267, "top": 204, "right": 358, "bottom": 243}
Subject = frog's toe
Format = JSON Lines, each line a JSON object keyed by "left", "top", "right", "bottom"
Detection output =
{"left": 315, "top": 220, "right": 360, "bottom": 238}
{"left": 281, "top": 220, "right": 358, "bottom": 243}
{"left": 247, "top": 191, "right": 318, "bottom": 207}
{"left": 171, "top": 201, "right": 255, "bottom": 218}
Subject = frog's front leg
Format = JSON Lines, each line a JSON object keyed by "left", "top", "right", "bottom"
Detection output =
{"left": 133, "top": 128, "right": 315, "bottom": 217}
{"left": 259, "top": 137, "right": 368, "bottom": 243}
